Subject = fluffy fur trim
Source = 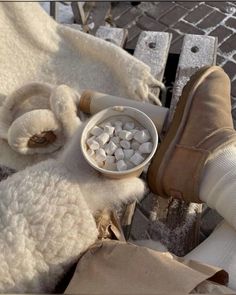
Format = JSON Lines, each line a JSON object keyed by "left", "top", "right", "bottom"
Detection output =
{"left": 8, "top": 109, "right": 63, "bottom": 154}
{"left": 0, "top": 82, "right": 80, "bottom": 157}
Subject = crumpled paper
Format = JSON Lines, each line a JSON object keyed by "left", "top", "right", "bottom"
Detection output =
{"left": 65, "top": 240, "right": 233, "bottom": 294}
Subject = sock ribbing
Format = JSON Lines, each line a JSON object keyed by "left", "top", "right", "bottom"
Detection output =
{"left": 200, "top": 146, "right": 236, "bottom": 228}
{"left": 185, "top": 221, "right": 236, "bottom": 290}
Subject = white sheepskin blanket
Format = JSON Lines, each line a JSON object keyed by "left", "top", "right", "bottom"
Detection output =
{"left": 0, "top": 122, "right": 145, "bottom": 293}
{"left": 0, "top": 1, "right": 160, "bottom": 170}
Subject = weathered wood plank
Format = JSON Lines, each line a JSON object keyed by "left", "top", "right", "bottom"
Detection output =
{"left": 167, "top": 34, "right": 218, "bottom": 127}
{"left": 148, "top": 35, "right": 217, "bottom": 255}
{"left": 128, "top": 31, "right": 172, "bottom": 242}
{"left": 71, "top": 2, "right": 87, "bottom": 25}
{"left": 65, "top": 23, "right": 83, "bottom": 30}
{"left": 89, "top": 2, "right": 111, "bottom": 35}
{"left": 95, "top": 26, "right": 131, "bottom": 240}
{"left": 134, "top": 31, "right": 172, "bottom": 81}
{"left": 50, "top": 2, "right": 59, "bottom": 20}
{"left": 120, "top": 202, "right": 137, "bottom": 239}
{"left": 134, "top": 31, "right": 172, "bottom": 105}
{"left": 130, "top": 34, "right": 217, "bottom": 256}
{"left": 95, "top": 26, "right": 128, "bottom": 48}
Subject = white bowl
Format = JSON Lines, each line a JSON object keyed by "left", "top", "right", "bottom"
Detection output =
{"left": 81, "top": 106, "right": 158, "bottom": 179}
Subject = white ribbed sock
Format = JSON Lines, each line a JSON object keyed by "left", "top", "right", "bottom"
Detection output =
{"left": 200, "top": 145, "right": 236, "bottom": 229}
{"left": 185, "top": 221, "right": 236, "bottom": 290}
{"left": 197, "top": 146, "right": 236, "bottom": 290}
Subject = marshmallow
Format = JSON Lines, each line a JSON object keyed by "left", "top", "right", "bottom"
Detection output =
{"left": 124, "top": 149, "right": 134, "bottom": 160}
{"left": 90, "top": 125, "right": 103, "bottom": 136}
{"left": 96, "top": 132, "right": 110, "bottom": 146}
{"left": 119, "top": 130, "right": 133, "bottom": 140}
{"left": 117, "top": 160, "right": 128, "bottom": 171}
{"left": 104, "top": 161, "right": 117, "bottom": 171}
{"left": 106, "top": 156, "right": 115, "bottom": 163}
{"left": 105, "top": 141, "right": 118, "bottom": 155}
{"left": 115, "top": 125, "right": 122, "bottom": 136}
{"left": 87, "top": 149, "right": 95, "bottom": 157}
{"left": 95, "top": 148, "right": 107, "bottom": 162}
{"left": 139, "top": 142, "right": 153, "bottom": 154}
{"left": 126, "top": 160, "right": 135, "bottom": 170}
{"left": 111, "top": 136, "right": 120, "bottom": 145}
{"left": 114, "top": 121, "right": 123, "bottom": 128}
{"left": 130, "top": 152, "right": 144, "bottom": 166}
{"left": 115, "top": 148, "right": 124, "bottom": 161}
{"left": 134, "top": 129, "right": 151, "bottom": 143}
{"left": 104, "top": 125, "right": 115, "bottom": 136}
{"left": 104, "top": 156, "right": 116, "bottom": 170}
{"left": 87, "top": 135, "right": 95, "bottom": 143}
{"left": 120, "top": 140, "right": 131, "bottom": 149}
{"left": 131, "top": 140, "right": 140, "bottom": 150}
{"left": 131, "top": 129, "right": 139, "bottom": 137}
{"left": 97, "top": 160, "right": 104, "bottom": 168}
{"left": 87, "top": 137, "right": 100, "bottom": 150}
{"left": 124, "top": 121, "right": 135, "bottom": 131}
{"left": 86, "top": 119, "right": 153, "bottom": 171}
{"left": 100, "top": 121, "right": 112, "bottom": 128}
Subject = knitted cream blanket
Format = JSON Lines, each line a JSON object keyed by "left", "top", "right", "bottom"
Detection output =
{"left": 0, "top": 2, "right": 159, "bottom": 103}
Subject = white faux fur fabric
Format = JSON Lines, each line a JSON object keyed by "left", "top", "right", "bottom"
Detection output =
{"left": 0, "top": 82, "right": 81, "bottom": 170}
{"left": 0, "top": 1, "right": 161, "bottom": 170}
{"left": 0, "top": 121, "right": 146, "bottom": 293}
{"left": 0, "top": 83, "right": 80, "bottom": 154}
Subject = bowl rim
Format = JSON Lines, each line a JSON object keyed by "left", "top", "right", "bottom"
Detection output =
{"left": 81, "top": 106, "right": 158, "bottom": 175}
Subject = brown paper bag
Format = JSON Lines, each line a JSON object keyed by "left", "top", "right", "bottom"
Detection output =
{"left": 65, "top": 240, "right": 233, "bottom": 294}
{"left": 95, "top": 209, "right": 125, "bottom": 241}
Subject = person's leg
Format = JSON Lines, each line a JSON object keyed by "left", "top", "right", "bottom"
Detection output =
{"left": 200, "top": 145, "right": 236, "bottom": 228}
{"left": 147, "top": 66, "right": 236, "bottom": 206}
{"left": 185, "top": 221, "right": 236, "bottom": 290}
{"left": 146, "top": 65, "right": 236, "bottom": 290}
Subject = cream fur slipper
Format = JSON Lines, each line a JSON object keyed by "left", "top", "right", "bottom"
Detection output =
{"left": 0, "top": 82, "right": 80, "bottom": 169}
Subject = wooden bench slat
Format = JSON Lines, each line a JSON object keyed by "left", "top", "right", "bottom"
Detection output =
{"left": 150, "top": 34, "right": 218, "bottom": 255}
{"left": 95, "top": 26, "right": 128, "bottom": 48}
{"left": 167, "top": 34, "right": 218, "bottom": 126}
{"left": 71, "top": 2, "right": 87, "bottom": 25}
{"left": 131, "top": 34, "right": 217, "bottom": 255}
{"left": 134, "top": 31, "right": 172, "bottom": 80}
{"left": 95, "top": 25, "right": 134, "bottom": 240}
{"left": 134, "top": 31, "right": 172, "bottom": 104}
{"left": 128, "top": 31, "right": 172, "bottom": 242}
{"left": 89, "top": 2, "right": 111, "bottom": 35}
{"left": 50, "top": 2, "right": 58, "bottom": 20}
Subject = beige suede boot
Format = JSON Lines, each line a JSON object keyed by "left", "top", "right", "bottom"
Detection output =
{"left": 147, "top": 66, "right": 236, "bottom": 203}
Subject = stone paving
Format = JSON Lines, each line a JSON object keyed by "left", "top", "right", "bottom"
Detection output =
{"left": 111, "top": 1, "right": 236, "bottom": 103}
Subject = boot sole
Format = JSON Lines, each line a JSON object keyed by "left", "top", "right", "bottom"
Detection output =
{"left": 147, "top": 66, "right": 224, "bottom": 199}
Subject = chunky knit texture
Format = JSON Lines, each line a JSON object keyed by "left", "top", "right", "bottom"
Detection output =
{"left": 200, "top": 145, "right": 236, "bottom": 229}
